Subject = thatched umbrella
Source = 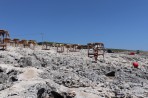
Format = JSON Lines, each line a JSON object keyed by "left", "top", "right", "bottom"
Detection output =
{"left": 13, "top": 39, "right": 20, "bottom": 47}
{"left": 0, "top": 30, "right": 10, "bottom": 43}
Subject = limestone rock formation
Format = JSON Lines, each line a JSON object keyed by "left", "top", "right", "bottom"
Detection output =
{"left": 0, "top": 46, "right": 148, "bottom": 98}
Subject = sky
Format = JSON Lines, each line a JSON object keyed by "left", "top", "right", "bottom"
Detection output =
{"left": 0, "top": 0, "right": 148, "bottom": 50}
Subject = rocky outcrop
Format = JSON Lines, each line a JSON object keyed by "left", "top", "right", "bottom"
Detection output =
{"left": 0, "top": 47, "right": 148, "bottom": 98}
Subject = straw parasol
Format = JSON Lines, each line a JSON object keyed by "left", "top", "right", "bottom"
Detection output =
{"left": 0, "top": 30, "right": 10, "bottom": 43}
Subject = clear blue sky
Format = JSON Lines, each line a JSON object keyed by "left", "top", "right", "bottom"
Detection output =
{"left": 0, "top": 0, "right": 148, "bottom": 50}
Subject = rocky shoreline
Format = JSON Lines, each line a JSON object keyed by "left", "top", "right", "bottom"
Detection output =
{"left": 0, "top": 46, "right": 148, "bottom": 98}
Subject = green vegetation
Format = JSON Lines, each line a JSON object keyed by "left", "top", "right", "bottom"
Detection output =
{"left": 107, "top": 48, "right": 134, "bottom": 52}
{"left": 38, "top": 41, "right": 65, "bottom": 45}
